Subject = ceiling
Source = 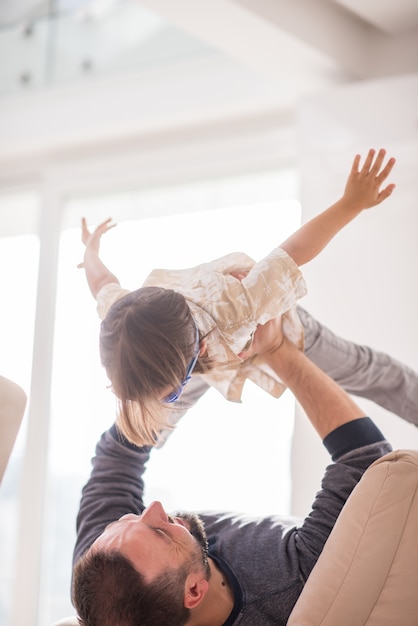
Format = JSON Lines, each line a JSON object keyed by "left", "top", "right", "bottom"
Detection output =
{"left": 332, "top": 0, "right": 418, "bottom": 34}
{"left": 0, "top": 0, "right": 417, "bottom": 95}
{"left": 2, "top": 0, "right": 418, "bottom": 33}
{"left": 0, "top": 0, "right": 416, "bottom": 169}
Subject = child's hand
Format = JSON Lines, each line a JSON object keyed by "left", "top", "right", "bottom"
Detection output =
{"left": 78, "top": 217, "right": 116, "bottom": 268}
{"left": 80, "top": 217, "right": 116, "bottom": 247}
{"left": 342, "top": 148, "right": 396, "bottom": 212}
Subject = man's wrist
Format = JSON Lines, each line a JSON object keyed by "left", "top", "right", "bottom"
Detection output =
{"left": 271, "top": 333, "right": 291, "bottom": 352}
{"left": 262, "top": 335, "right": 294, "bottom": 371}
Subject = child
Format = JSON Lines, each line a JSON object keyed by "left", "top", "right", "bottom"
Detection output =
{"left": 79, "top": 148, "right": 417, "bottom": 447}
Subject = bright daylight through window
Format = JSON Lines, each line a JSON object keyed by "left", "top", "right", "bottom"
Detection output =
{"left": 0, "top": 169, "right": 301, "bottom": 623}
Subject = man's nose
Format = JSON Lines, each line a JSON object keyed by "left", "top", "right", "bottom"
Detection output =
{"left": 140, "top": 500, "right": 167, "bottom": 523}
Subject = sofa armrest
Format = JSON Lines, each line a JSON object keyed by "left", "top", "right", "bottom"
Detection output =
{"left": 0, "top": 375, "right": 26, "bottom": 483}
{"left": 288, "top": 449, "right": 418, "bottom": 625}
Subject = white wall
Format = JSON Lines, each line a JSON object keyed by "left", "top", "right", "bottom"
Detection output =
{"left": 291, "top": 73, "right": 418, "bottom": 516}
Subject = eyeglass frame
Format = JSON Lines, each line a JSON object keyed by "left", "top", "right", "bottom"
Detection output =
{"left": 163, "top": 321, "right": 200, "bottom": 403}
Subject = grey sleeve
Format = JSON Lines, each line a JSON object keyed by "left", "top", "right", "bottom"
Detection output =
{"left": 293, "top": 438, "right": 392, "bottom": 580}
{"left": 73, "top": 426, "right": 152, "bottom": 564}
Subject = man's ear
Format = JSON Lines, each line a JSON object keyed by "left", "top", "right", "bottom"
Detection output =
{"left": 183, "top": 574, "right": 209, "bottom": 609}
{"left": 198, "top": 339, "right": 207, "bottom": 357}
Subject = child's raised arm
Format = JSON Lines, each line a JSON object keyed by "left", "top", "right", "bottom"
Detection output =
{"left": 280, "top": 148, "right": 396, "bottom": 267}
{"left": 78, "top": 217, "right": 119, "bottom": 299}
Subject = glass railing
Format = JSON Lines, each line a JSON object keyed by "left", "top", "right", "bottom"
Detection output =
{"left": 0, "top": 0, "right": 215, "bottom": 95}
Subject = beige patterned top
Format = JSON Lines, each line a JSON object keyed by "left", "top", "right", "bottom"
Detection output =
{"left": 96, "top": 247, "right": 307, "bottom": 402}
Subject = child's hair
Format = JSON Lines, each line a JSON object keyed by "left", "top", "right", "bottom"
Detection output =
{"left": 100, "top": 286, "right": 202, "bottom": 447}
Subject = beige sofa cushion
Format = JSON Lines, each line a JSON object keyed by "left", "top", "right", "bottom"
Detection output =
{"left": 0, "top": 375, "right": 26, "bottom": 483}
{"left": 288, "top": 449, "right": 418, "bottom": 625}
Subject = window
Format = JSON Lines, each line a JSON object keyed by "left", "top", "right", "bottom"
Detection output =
{"left": 0, "top": 192, "right": 39, "bottom": 626}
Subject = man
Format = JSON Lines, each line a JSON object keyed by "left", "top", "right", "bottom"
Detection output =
{"left": 72, "top": 319, "right": 393, "bottom": 625}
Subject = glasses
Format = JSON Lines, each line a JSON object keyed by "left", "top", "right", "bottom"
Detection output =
{"left": 163, "top": 322, "right": 200, "bottom": 403}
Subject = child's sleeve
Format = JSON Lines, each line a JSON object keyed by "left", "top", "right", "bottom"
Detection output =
{"left": 96, "top": 283, "right": 130, "bottom": 320}
{"left": 241, "top": 247, "right": 307, "bottom": 325}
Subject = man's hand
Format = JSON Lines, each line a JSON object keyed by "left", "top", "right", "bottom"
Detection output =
{"left": 238, "top": 317, "right": 284, "bottom": 360}
{"left": 230, "top": 269, "right": 285, "bottom": 361}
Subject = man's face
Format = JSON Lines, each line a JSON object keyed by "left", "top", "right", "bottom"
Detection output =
{"left": 92, "top": 501, "right": 209, "bottom": 582}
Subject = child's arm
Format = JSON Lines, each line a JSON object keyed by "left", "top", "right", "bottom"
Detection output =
{"left": 78, "top": 217, "right": 119, "bottom": 299}
{"left": 280, "top": 148, "right": 396, "bottom": 267}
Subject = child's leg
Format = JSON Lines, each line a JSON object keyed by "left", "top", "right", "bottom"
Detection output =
{"left": 297, "top": 306, "right": 418, "bottom": 426}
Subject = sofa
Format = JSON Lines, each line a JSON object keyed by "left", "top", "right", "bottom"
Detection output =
{"left": 287, "top": 449, "right": 418, "bottom": 625}
{"left": 0, "top": 374, "right": 26, "bottom": 483}
{"left": 53, "top": 449, "right": 418, "bottom": 626}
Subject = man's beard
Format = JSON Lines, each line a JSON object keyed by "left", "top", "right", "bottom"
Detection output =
{"left": 173, "top": 511, "right": 211, "bottom": 577}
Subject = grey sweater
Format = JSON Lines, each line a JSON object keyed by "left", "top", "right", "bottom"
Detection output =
{"left": 74, "top": 419, "right": 391, "bottom": 625}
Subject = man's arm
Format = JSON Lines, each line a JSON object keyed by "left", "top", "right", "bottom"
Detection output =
{"left": 279, "top": 149, "right": 395, "bottom": 267}
{"left": 252, "top": 319, "right": 386, "bottom": 443}
{"left": 255, "top": 321, "right": 391, "bottom": 581}
{"left": 263, "top": 335, "right": 365, "bottom": 438}
{"left": 73, "top": 426, "right": 152, "bottom": 564}
{"left": 78, "top": 217, "right": 120, "bottom": 299}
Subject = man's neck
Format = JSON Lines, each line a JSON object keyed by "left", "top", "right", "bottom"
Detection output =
{"left": 188, "top": 558, "right": 234, "bottom": 625}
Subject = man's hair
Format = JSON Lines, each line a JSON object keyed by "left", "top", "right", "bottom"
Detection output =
{"left": 72, "top": 550, "right": 190, "bottom": 626}
{"left": 100, "top": 286, "right": 202, "bottom": 447}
